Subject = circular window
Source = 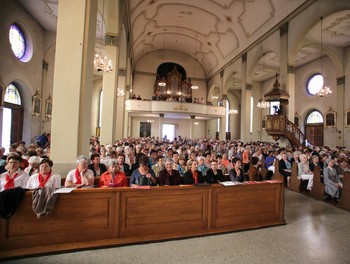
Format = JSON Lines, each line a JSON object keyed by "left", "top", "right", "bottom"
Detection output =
{"left": 9, "top": 24, "right": 26, "bottom": 59}
{"left": 307, "top": 74, "right": 323, "bottom": 95}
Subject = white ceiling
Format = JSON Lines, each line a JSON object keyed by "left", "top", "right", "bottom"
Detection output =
{"left": 18, "top": 0, "right": 350, "bottom": 82}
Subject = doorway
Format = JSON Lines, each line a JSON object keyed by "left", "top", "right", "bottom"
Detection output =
{"left": 305, "top": 110, "right": 324, "bottom": 147}
{"left": 162, "top": 124, "right": 175, "bottom": 141}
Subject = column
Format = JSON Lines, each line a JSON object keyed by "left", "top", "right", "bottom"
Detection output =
{"left": 159, "top": 114, "right": 164, "bottom": 139}
{"left": 190, "top": 115, "right": 195, "bottom": 139}
{"left": 240, "top": 53, "right": 251, "bottom": 142}
{"left": 100, "top": 36, "right": 119, "bottom": 145}
{"left": 336, "top": 76, "right": 345, "bottom": 146}
{"left": 51, "top": 0, "right": 97, "bottom": 165}
{"left": 280, "top": 23, "right": 295, "bottom": 120}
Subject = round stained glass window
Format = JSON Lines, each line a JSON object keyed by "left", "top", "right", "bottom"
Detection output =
{"left": 307, "top": 74, "right": 323, "bottom": 95}
{"left": 9, "top": 24, "right": 26, "bottom": 59}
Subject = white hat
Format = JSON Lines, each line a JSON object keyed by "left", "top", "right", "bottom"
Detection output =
{"left": 28, "top": 156, "right": 41, "bottom": 165}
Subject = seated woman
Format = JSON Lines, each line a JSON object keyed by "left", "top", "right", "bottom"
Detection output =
{"left": 229, "top": 157, "right": 245, "bottom": 182}
{"left": 88, "top": 153, "right": 107, "bottom": 177}
{"left": 323, "top": 159, "right": 343, "bottom": 202}
{"left": 98, "top": 159, "right": 128, "bottom": 187}
{"left": 183, "top": 160, "right": 204, "bottom": 184}
{"left": 279, "top": 152, "right": 292, "bottom": 186}
{"left": 24, "top": 156, "right": 41, "bottom": 176}
{"left": 158, "top": 158, "right": 181, "bottom": 186}
{"left": 0, "top": 153, "right": 29, "bottom": 191}
{"left": 26, "top": 158, "right": 61, "bottom": 189}
{"left": 177, "top": 156, "right": 188, "bottom": 177}
{"left": 65, "top": 155, "right": 94, "bottom": 188}
{"left": 248, "top": 156, "right": 263, "bottom": 181}
{"left": 206, "top": 159, "right": 224, "bottom": 183}
{"left": 297, "top": 154, "right": 314, "bottom": 191}
{"left": 129, "top": 155, "right": 156, "bottom": 186}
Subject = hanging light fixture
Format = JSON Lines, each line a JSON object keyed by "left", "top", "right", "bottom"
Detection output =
{"left": 117, "top": 88, "right": 125, "bottom": 97}
{"left": 94, "top": 0, "right": 113, "bottom": 73}
{"left": 158, "top": 29, "right": 167, "bottom": 87}
{"left": 257, "top": 53, "right": 270, "bottom": 109}
{"left": 228, "top": 109, "right": 238, "bottom": 115}
{"left": 316, "top": 17, "right": 332, "bottom": 97}
{"left": 191, "top": 35, "right": 199, "bottom": 90}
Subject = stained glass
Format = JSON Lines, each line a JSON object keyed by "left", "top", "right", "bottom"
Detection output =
{"left": 9, "top": 24, "right": 26, "bottom": 59}
{"left": 4, "top": 84, "right": 21, "bottom": 105}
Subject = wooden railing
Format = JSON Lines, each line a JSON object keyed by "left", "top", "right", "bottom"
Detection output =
{"left": 0, "top": 183, "right": 285, "bottom": 259}
{"left": 266, "top": 115, "right": 305, "bottom": 148}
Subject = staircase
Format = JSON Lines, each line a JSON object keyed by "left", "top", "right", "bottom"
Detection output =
{"left": 265, "top": 115, "right": 305, "bottom": 148}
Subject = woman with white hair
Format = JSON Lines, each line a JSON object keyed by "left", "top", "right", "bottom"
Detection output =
{"left": 298, "top": 154, "right": 314, "bottom": 191}
{"left": 65, "top": 155, "right": 94, "bottom": 188}
{"left": 24, "top": 156, "right": 41, "bottom": 176}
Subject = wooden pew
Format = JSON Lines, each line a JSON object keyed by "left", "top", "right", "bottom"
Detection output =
{"left": 338, "top": 171, "right": 350, "bottom": 210}
{"left": 288, "top": 163, "right": 302, "bottom": 192}
{"left": 0, "top": 182, "right": 285, "bottom": 259}
{"left": 261, "top": 156, "right": 267, "bottom": 179}
{"left": 309, "top": 166, "right": 324, "bottom": 200}
{"left": 272, "top": 159, "right": 284, "bottom": 182}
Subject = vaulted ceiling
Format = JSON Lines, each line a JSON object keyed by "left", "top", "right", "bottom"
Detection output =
{"left": 18, "top": 0, "right": 350, "bottom": 80}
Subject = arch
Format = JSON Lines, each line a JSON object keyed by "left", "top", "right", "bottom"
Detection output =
{"left": 289, "top": 10, "right": 347, "bottom": 78}
{"left": 305, "top": 110, "right": 324, "bottom": 124}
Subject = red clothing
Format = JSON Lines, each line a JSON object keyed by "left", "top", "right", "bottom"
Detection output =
{"left": 98, "top": 171, "right": 128, "bottom": 187}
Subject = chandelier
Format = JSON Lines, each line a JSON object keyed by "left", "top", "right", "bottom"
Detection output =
{"left": 316, "top": 17, "right": 332, "bottom": 97}
{"left": 117, "top": 88, "right": 125, "bottom": 97}
{"left": 228, "top": 109, "right": 238, "bottom": 115}
{"left": 257, "top": 99, "right": 270, "bottom": 109}
{"left": 94, "top": 0, "right": 113, "bottom": 73}
{"left": 158, "top": 29, "right": 167, "bottom": 87}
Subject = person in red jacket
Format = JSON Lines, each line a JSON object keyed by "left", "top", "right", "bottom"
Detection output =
{"left": 98, "top": 159, "right": 128, "bottom": 187}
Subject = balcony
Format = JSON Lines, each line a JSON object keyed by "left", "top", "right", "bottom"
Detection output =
{"left": 125, "top": 99, "right": 226, "bottom": 119}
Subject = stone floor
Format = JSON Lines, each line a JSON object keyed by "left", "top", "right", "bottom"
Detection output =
{"left": 2, "top": 189, "right": 350, "bottom": 264}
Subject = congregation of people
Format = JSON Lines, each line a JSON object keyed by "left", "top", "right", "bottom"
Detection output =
{"left": 0, "top": 136, "right": 349, "bottom": 204}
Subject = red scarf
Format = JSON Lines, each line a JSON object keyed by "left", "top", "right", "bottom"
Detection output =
{"left": 192, "top": 170, "right": 198, "bottom": 184}
{"left": 75, "top": 168, "right": 82, "bottom": 184}
{"left": 38, "top": 171, "right": 52, "bottom": 187}
{"left": 4, "top": 173, "right": 19, "bottom": 190}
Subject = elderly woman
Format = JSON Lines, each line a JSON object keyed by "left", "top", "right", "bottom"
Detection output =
{"left": 0, "top": 153, "right": 29, "bottom": 191}
{"left": 98, "top": 159, "right": 128, "bottom": 187}
{"left": 298, "top": 154, "right": 314, "bottom": 191}
{"left": 184, "top": 160, "right": 204, "bottom": 184}
{"left": 129, "top": 155, "right": 156, "bottom": 186}
{"left": 26, "top": 158, "right": 61, "bottom": 189}
{"left": 158, "top": 158, "right": 181, "bottom": 186}
{"left": 65, "top": 155, "right": 94, "bottom": 188}
{"left": 323, "top": 159, "right": 343, "bottom": 202}
{"left": 24, "top": 156, "right": 41, "bottom": 176}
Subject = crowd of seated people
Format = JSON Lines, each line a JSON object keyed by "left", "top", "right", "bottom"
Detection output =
{"left": 1, "top": 136, "right": 350, "bottom": 207}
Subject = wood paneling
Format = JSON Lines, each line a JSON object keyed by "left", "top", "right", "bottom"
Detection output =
{"left": 0, "top": 183, "right": 284, "bottom": 259}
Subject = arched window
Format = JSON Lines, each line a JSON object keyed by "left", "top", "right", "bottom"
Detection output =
{"left": 4, "top": 83, "right": 21, "bottom": 105}
{"left": 9, "top": 24, "right": 26, "bottom": 59}
{"left": 307, "top": 74, "right": 323, "bottom": 96}
{"left": 306, "top": 110, "right": 323, "bottom": 124}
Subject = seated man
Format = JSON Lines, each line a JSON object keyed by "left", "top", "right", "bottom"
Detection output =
{"left": 151, "top": 155, "right": 164, "bottom": 178}
{"left": 206, "top": 159, "right": 224, "bottom": 183}
{"left": 98, "top": 159, "right": 128, "bottom": 187}
{"left": 65, "top": 155, "right": 94, "bottom": 188}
